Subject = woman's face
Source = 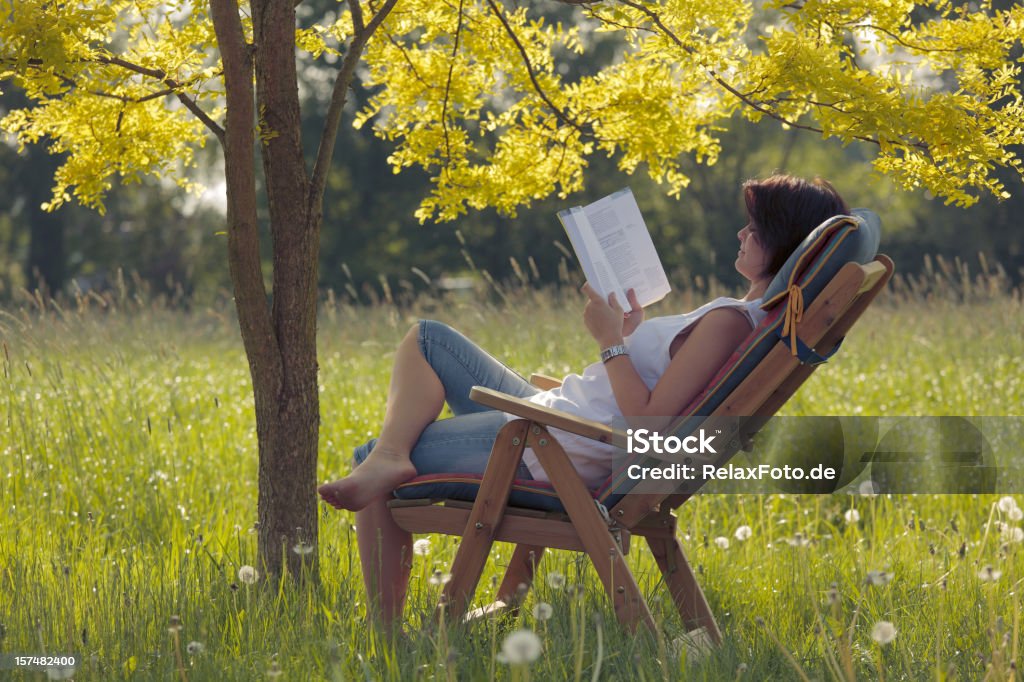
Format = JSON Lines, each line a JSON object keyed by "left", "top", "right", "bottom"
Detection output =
{"left": 735, "top": 223, "right": 770, "bottom": 283}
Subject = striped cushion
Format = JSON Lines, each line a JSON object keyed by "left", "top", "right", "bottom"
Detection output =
{"left": 395, "top": 209, "right": 882, "bottom": 512}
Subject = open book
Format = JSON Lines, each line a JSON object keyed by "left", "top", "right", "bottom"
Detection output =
{"left": 558, "top": 188, "right": 671, "bottom": 312}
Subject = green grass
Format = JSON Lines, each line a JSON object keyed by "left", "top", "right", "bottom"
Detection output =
{"left": 1, "top": 274, "right": 1023, "bottom": 680}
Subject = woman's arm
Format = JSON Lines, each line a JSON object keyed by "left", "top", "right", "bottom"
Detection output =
{"left": 604, "top": 308, "right": 751, "bottom": 419}
{"left": 581, "top": 284, "right": 751, "bottom": 421}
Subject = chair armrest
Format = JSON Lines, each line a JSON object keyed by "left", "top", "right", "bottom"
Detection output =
{"left": 470, "top": 386, "right": 628, "bottom": 449}
{"left": 529, "top": 373, "right": 563, "bottom": 390}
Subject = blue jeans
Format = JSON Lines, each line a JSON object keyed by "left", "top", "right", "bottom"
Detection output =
{"left": 353, "top": 320, "right": 540, "bottom": 479}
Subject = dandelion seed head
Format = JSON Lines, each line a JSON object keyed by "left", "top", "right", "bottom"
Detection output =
{"left": 1009, "top": 507, "right": 1024, "bottom": 522}
{"left": 785, "top": 533, "right": 810, "bottom": 547}
{"left": 844, "top": 509, "right": 861, "bottom": 523}
{"left": 714, "top": 536, "right": 730, "bottom": 549}
{"left": 1001, "top": 526, "right": 1024, "bottom": 544}
{"left": 413, "top": 539, "right": 432, "bottom": 556}
{"left": 167, "top": 615, "right": 183, "bottom": 633}
{"left": 266, "top": 661, "right": 283, "bottom": 678}
{"left": 997, "top": 496, "right": 1019, "bottom": 514}
{"left": 186, "top": 641, "right": 205, "bottom": 656}
{"left": 238, "top": 565, "right": 259, "bottom": 584}
{"left": 500, "top": 629, "right": 542, "bottom": 665}
{"left": 871, "top": 621, "right": 897, "bottom": 645}
{"left": 734, "top": 525, "right": 752, "bottom": 541}
{"left": 858, "top": 480, "right": 879, "bottom": 497}
{"left": 428, "top": 570, "right": 452, "bottom": 586}
{"left": 825, "top": 587, "right": 840, "bottom": 605}
{"left": 532, "top": 602, "right": 553, "bottom": 621}
{"left": 978, "top": 565, "right": 1002, "bottom": 582}
{"left": 866, "top": 570, "right": 893, "bottom": 586}
{"left": 292, "top": 541, "right": 314, "bottom": 556}
{"left": 546, "top": 572, "right": 566, "bottom": 589}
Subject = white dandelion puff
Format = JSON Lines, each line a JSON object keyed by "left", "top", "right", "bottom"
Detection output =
{"left": 1002, "top": 526, "right": 1024, "bottom": 544}
{"left": 413, "top": 539, "right": 432, "bottom": 556}
{"left": 844, "top": 509, "right": 861, "bottom": 523}
{"left": 167, "top": 615, "right": 183, "bottom": 633}
{"left": 238, "top": 565, "right": 259, "bottom": 584}
{"left": 714, "top": 536, "right": 730, "bottom": 549}
{"left": 546, "top": 572, "right": 566, "bottom": 589}
{"left": 1009, "top": 507, "right": 1024, "bottom": 522}
{"left": 785, "top": 532, "right": 810, "bottom": 547}
{"left": 734, "top": 525, "right": 752, "bottom": 541}
{"left": 858, "top": 480, "right": 879, "bottom": 497}
{"left": 866, "top": 570, "right": 893, "bottom": 586}
{"left": 292, "top": 541, "right": 314, "bottom": 556}
{"left": 500, "top": 629, "right": 543, "bottom": 665}
{"left": 978, "top": 565, "right": 1002, "bottom": 582}
{"left": 186, "top": 641, "right": 205, "bottom": 656}
{"left": 997, "top": 496, "right": 1019, "bottom": 514}
{"left": 532, "top": 602, "right": 554, "bottom": 621}
{"left": 871, "top": 621, "right": 897, "bottom": 645}
{"left": 428, "top": 570, "right": 452, "bottom": 586}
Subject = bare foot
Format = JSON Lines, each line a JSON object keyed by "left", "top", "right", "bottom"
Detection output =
{"left": 318, "top": 449, "right": 417, "bottom": 512}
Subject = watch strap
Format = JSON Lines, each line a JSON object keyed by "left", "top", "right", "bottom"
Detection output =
{"left": 600, "top": 344, "right": 629, "bottom": 363}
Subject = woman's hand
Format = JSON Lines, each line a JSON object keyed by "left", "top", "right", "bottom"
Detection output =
{"left": 621, "top": 288, "right": 645, "bottom": 337}
{"left": 582, "top": 283, "right": 628, "bottom": 348}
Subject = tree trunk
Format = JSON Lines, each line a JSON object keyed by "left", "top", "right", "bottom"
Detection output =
{"left": 208, "top": 0, "right": 396, "bottom": 582}
{"left": 210, "top": 0, "right": 319, "bottom": 581}
{"left": 252, "top": 0, "right": 320, "bottom": 581}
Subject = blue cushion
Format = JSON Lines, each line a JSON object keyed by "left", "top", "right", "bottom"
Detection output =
{"left": 394, "top": 473, "right": 576, "bottom": 513}
{"left": 761, "top": 208, "right": 881, "bottom": 309}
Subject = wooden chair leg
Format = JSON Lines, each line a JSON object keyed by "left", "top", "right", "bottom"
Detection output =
{"left": 530, "top": 426, "right": 657, "bottom": 632}
{"left": 441, "top": 420, "right": 530, "bottom": 621}
{"left": 496, "top": 544, "right": 546, "bottom": 606}
{"left": 646, "top": 535, "right": 722, "bottom": 645}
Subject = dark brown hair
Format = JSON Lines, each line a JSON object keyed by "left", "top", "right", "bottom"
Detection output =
{"left": 742, "top": 174, "right": 849, "bottom": 278}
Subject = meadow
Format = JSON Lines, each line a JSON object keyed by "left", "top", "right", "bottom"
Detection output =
{"left": 2, "top": 258, "right": 1023, "bottom": 680}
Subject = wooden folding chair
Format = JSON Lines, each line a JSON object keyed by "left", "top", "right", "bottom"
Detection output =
{"left": 389, "top": 218, "right": 893, "bottom": 641}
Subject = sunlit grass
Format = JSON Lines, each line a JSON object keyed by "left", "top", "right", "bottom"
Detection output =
{"left": 1, "top": 267, "right": 1022, "bottom": 680}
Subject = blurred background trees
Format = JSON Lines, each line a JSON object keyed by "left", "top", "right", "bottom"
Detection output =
{"left": 1, "top": 0, "right": 1020, "bottom": 304}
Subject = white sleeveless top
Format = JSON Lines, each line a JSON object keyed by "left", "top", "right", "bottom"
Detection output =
{"left": 513, "top": 297, "right": 766, "bottom": 487}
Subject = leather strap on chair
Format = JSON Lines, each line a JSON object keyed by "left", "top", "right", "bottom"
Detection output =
{"left": 781, "top": 283, "right": 804, "bottom": 356}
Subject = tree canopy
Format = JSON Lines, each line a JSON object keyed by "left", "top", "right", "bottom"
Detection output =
{"left": 2, "top": 0, "right": 1022, "bottom": 219}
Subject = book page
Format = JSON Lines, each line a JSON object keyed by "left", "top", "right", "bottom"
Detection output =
{"left": 569, "top": 207, "right": 630, "bottom": 310}
{"left": 581, "top": 189, "right": 671, "bottom": 309}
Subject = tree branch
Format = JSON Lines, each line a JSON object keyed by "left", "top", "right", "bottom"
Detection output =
{"left": 617, "top": 0, "right": 927, "bottom": 152}
{"left": 209, "top": 0, "right": 281, "bottom": 379}
{"left": 484, "top": 0, "right": 588, "bottom": 135}
{"left": 94, "top": 55, "right": 225, "bottom": 142}
{"left": 308, "top": 0, "right": 399, "bottom": 217}
{"left": 13, "top": 55, "right": 225, "bottom": 142}
{"left": 440, "top": 0, "right": 467, "bottom": 163}
{"left": 349, "top": 0, "right": 365, "bottom": 34}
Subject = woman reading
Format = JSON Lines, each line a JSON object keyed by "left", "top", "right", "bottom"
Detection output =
{"left": 318, "top": 173, "right": 849, "bottom": 628}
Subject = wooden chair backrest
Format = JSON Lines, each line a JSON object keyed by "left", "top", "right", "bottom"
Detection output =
{"left": 609, "top": 256, "right": 894, "bottom": 528}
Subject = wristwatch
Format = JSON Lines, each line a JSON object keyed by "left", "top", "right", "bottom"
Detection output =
{"left": 600, "top": 344, "right": 629, "bottom": 363}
